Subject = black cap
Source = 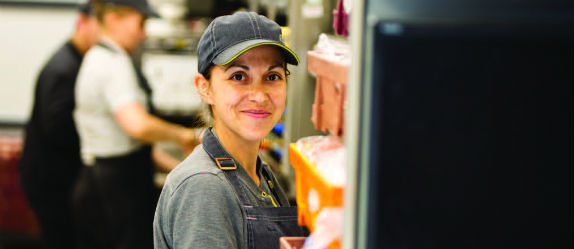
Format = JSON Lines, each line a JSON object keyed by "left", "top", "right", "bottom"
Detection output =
{"left": 101, "top": 0, "right": 158, "bottom": 18}
{"left": 197, "top": 11, "right": 299, "bottom": 75}
{"left": 78, "top": 1, "right": 93, "bottom": 15}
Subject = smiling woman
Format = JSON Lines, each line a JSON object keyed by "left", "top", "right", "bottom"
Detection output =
{"left": 199, "top": 46, "right": 286, "bottom": 146}
{"left": 153, "top": 11, "right": 306, "bottom": 249}
{"left": 196, "top": 45, "right": 288, "bottom": 184}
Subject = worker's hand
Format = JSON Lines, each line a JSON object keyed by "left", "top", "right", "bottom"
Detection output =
{"left": 178, "top": 128, "right": 203, "bottom": 154}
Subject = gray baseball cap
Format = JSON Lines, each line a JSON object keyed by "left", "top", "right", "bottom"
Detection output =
{"left": 197, "top": 11, "right": 299, "bottom": 75}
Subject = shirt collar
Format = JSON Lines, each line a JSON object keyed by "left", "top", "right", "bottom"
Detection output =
{"left": 205, "top": 128, "right": 265, "bottom": 179}
{"left": 99, "top": 36, "right": 127, "bottom": 54}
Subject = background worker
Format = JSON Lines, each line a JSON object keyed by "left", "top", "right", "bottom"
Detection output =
{"left": 18, "top": 3, "right": 99, "bottom": 249}
{"left": 73, "top": 0, "right": 199, "bottom": 248}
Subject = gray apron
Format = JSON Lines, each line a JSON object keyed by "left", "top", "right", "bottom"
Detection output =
{"left": 202, "top": 128, "right": 306, "bottom": 249}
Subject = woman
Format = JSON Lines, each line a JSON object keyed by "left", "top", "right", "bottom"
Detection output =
{"left": 153, "top": 11, "right": 305, "bottom": 249}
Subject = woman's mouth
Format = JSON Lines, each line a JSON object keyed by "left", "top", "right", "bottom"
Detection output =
{"left": 242, "top": 109, "right": 272, "bottom": 119}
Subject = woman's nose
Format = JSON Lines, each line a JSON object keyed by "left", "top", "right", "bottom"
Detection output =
{"left": 248, "top": 83, "right": 268, "bottom": 103}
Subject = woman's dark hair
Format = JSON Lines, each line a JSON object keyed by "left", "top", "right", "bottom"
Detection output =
{"left": 202, "top": 65, "right": 213, "bottom": 80}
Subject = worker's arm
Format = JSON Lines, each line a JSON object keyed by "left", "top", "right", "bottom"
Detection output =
{"left": 102, "top": 59, "right": 200, "bottom": 149}
{"left": 113, "top": 101, "right": 199, "bottom": 150}
{"left": 152, "top": 146, "right": 181, "bottom": 172}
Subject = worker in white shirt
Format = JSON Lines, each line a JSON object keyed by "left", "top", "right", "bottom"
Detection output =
{"left": 73, "top": 0, "right": 199, "bottom": 248}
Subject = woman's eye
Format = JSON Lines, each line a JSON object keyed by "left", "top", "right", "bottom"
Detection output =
{"left": 231, "top": 74, "right": 245, "bottom": 81}
{"left": 267, "top": 74, "right": 282, "bottom": 81}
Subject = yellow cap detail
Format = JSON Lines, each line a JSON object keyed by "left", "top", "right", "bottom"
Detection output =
{"left": 220, "top": 42, "right": 300, "bottom": 66}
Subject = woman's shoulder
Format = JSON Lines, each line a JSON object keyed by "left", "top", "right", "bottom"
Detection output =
{"left": 154, "top": 146, "right": 247, "bottom": 249}
{"left": 163, "top": 145, "right": 227, "bottom": 192}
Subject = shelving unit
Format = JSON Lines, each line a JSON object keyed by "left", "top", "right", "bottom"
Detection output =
{"left": 282, "top": 0, "right": 336, "bottom": 198}
{"left": 285, "top": 38, "right": 351, "bottom": 249}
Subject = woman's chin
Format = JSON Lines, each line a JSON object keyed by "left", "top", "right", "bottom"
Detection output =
{"left": 240, "top": 127, "right": 272, "bottom": 142}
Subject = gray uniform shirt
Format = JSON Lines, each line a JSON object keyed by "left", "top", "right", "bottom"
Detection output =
{"left": 153, "top": 143, "right": 290, "bottom": 249}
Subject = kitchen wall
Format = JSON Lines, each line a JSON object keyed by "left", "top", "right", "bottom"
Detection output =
{"left": 0, "top": 5, "right": 77, "bottom": 123}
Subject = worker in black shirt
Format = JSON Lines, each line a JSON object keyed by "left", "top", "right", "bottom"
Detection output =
{"left": 18, "top": 3, "right": 99, "bottom": 249}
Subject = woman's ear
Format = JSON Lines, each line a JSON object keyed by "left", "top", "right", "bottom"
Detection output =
{"left": 194, "top": 73, "right": 214, "bottom": 104}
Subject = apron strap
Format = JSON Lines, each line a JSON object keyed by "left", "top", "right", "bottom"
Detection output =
{"left": 96, "top": 42, "right": 116, "bottom": 53}
{"left": 260, "top": 166, "right": 288, "bottom": 207}
{"left": 202, "top": 129, "right": 251, "bottom": 205}
{"left": 131, "top": 63, "right": 158, "bottom": 115}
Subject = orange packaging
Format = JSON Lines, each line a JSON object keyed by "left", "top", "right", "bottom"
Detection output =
{"left": 289, "top": 143, "right": 343, "bottom": 249}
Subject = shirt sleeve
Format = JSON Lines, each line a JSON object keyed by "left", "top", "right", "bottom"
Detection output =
{"left": 102, "top": 59, "right": 146, "bottom": 112}
{"left": 154, "top": 173, "right": 245, "bottom": 249}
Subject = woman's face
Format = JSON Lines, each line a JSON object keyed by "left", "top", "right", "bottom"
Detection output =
{"left": 198, "top": 45, "right": 287, "bottom": 143}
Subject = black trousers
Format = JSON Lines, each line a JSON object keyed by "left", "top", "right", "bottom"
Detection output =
{"left": 72, "top": 166, "right": 108, "bottom": 249}
{"left": 19, "top": 159, "right": 80, "bottom": 249}
{"left": 22, "top": 185, "right": 77, "bottom": 249}
{"left": 75, "top": 147, "right": 156, "bottom": 249}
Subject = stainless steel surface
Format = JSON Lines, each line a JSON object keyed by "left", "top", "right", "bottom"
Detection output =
{"left": 344, "top": 0, "right": 365, "bottom": 248}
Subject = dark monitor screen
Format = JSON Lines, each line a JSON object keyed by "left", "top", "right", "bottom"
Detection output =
{"left": 365, "top": 20, "right": 573, "bottom": 249}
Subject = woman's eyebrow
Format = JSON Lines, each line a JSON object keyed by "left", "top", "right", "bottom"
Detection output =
{"left": 224, "top": 63, "right": 249, "bottom": 71}
{"left": 268, "top": 63, "right": 284, "bottom": 71}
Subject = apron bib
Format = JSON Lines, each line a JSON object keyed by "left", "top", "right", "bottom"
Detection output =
{"left": 202, "top": 129, "right": 305, "bottom": 249}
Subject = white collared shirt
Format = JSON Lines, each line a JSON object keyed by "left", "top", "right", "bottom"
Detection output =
{"left": 74, "top": 37, "right": 147, "bottom": 164}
